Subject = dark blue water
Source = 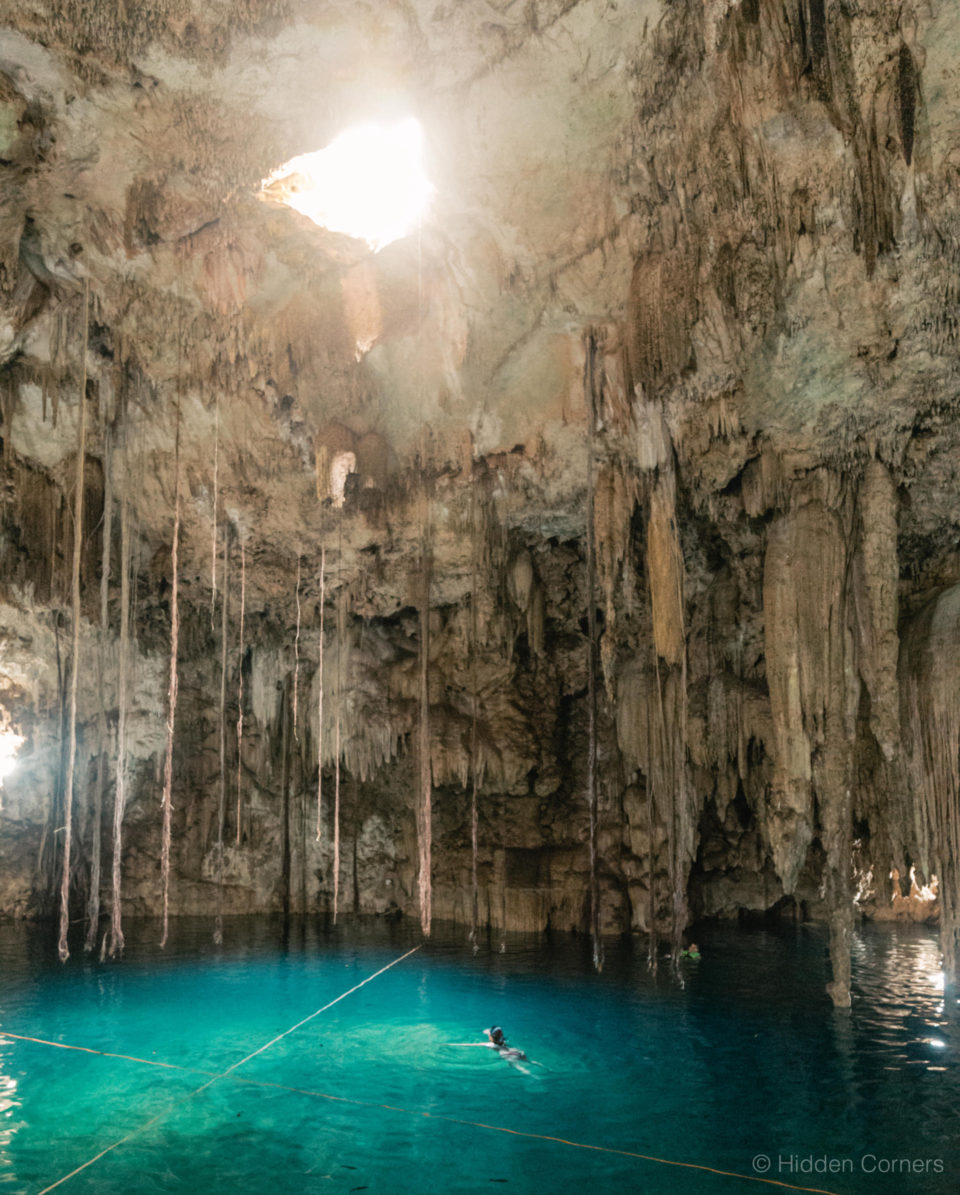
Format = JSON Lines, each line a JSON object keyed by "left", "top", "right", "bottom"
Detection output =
{"left": 0, "top": 917, "right": 957, "bottom": 1194}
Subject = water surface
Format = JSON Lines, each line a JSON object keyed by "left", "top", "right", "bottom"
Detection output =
{"left": 0, "top": 917, "right": 956, "bottom": 1193}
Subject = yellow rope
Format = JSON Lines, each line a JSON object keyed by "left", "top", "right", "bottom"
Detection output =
{"left": 31, "top": 945, "right": 422, "bottom": 1193}
{"left": 14, "top": 992, "right": 841, "bottom": 1195}
{"left": 0, "top": 1031, "right": 214, "bottom": 1076}
{"left": 227, "top": 1076, "right": 841, "bottom": 1195}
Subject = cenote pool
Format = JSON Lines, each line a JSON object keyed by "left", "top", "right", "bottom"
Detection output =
{"left": 0, "top": 917, "right": 957, "bottom": 1194}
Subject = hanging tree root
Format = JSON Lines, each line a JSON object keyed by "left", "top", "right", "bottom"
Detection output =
{"left": 293, "top": 553, "right": 301, "bottom": 743}
{"left": 235, "top": 537, "right": 246, "bottom": 845}
{"left": 584, "top": 328, "right": 603, "bottom": 973}
{"left": 58, "top": 280, "right": 89, "bottom": 964}
{"left": 159, "top": 375, "right": 182, "bottom": 948}
{"left": 109, "top": 488, "right": 131, "bottom": 957}
{"left": 316, "top": 545, "right": 325, "bottom": 840}
{"left": 417, "top": 523, "right": 433, "bottom": 937}
{"left": 85, "top": 422, "right": 112, "bottom": 952}
{"left": 214, "top": 527, "right": 229, "bottom": 946}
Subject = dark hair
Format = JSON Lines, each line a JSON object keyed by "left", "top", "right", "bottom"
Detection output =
{"left": 489, "top": 1026, "right": 505, "bottom": 1045}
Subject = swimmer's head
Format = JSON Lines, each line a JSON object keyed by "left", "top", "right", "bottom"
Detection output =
{"left": 486, "top": 1026, "right": 505, "bottom": 1046}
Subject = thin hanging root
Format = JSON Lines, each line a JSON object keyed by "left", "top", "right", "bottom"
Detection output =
{"left": 86, "top": 424, "right": 112, "bottom": 952}
{"left": 293, "top": 555, "right": 302, "bottom": 743}
{"left": 58, "top": 280, "right": 89, "bottom": 965}
{"left": 235, "top": 538, "right": 246, "bottom": 846}
{"left": 214, "top": 530, "right": 229, "bottom": 946}
{"left": 159, "top": 382, "right": 182, "bottom": 949}
{"left": 469, "top": 491, "right": 480, "bottom": 947}
{"left": 316, "top": 546, "right": 325, "bottom": 840}
{"left": 584, "top": 328, "right": 603, "bottom": 973}
{"left": 333, "top": 702, "right": 341, "bottom": 923}
{"left": 418, "top": 532, "right": 432, "bottom": 937}
{"left": 210, "top": 392, "right": 220, "bottom": 629}
{"left": 110, "top": 491, "right": 131, "bottom": 957}
{"left": 333, "top": 586, "right": 345, "bottom": 924}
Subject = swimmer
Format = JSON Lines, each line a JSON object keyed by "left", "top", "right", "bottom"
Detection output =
{"left": 484, "top": 1026, "right": 531, "bottom": 1069}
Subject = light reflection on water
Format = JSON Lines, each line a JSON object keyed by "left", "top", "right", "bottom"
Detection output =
{"left": 0, "top": 916, "right": 956, "bottom": 1194}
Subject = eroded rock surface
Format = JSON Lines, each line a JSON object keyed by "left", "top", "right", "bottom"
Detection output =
{"left": 2, "top": 1, "right": 960, "bottom": 1003}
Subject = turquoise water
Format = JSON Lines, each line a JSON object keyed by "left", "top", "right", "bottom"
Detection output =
{"left": 0, "top": 917, "right": 957, "bottom": 1194}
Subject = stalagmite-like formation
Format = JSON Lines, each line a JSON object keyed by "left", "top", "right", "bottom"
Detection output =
{"left": 57, "top": 282, "right": 89, "bottom": 964}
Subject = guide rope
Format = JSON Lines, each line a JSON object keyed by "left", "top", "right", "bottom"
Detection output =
{"left": 33, "top": 944, "right": 421, "bottom": 1193}
{"left": 25, "top": 939, "right": 837, "bottom": 1195}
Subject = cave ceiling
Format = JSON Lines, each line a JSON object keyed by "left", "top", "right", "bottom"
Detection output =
{"left": 2, "top": 0, "right": 960, "bottom": 612}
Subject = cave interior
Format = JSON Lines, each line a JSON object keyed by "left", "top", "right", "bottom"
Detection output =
{"left": 2, "top": 0, "right": 960, "bottom": 1010}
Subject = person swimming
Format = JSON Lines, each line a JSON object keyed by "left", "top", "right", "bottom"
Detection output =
{"left": 484, "top": 1026, "right": 528, "bottom": 1065}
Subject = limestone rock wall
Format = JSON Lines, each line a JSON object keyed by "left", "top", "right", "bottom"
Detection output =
{"left": 2, "top": 1, "right": 960, "bottom": 1002}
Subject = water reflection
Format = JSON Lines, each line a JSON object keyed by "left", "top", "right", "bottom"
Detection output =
{"left": 0, "top": 1037, "right": 23, "bottom": 1186}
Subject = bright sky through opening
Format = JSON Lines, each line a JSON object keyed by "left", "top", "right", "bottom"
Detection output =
{"left": 265, "top": 118, "right": 434, "bottom": 251}
{"left": 0, "top": 730, "right": 24, "bottom": 785}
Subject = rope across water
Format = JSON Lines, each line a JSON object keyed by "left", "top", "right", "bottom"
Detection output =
{"left": 32, "top": 945, "right": 422, "bottom": 1193}
{"left": 14, "top": 931, "right": 841, "bottom": 1195}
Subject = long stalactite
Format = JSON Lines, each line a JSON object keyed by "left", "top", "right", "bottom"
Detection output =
{"left": 57, "top": 280, "right": 89, "bottom": 964}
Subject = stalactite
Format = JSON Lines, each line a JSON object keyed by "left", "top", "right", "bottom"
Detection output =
{"left": 159, "top": 381, "right": 182, "bottom": 949}
{"left": 214, "top": 528, "right": 229, "bottom": 946}
{"left": 84, "top": 423, "right": 112, "bottom": 952}
{"left": 235, "top": 536, "right": 245, "bottom": 845}
{"left": 316, "top": 545, "right": 325, "bottom": 840}
{"left": 109, "top": 489, "right": 131, "bottom": 956}
{"left": 58, "top": 280, "right": 89, "bottom": 964}
{"left": 210, "top": 390, "right": 220, "bottom": 628}
{"left": 584, "top": 329, "right": 603, "bottom": 972}
{"left": 764, "top": 492, "right": 855, "bottom": 1004}
{"left": 636, "top": 395, "right": 693, "bottom": 965}
{"left": 901, "top": 586, "right": 960, "bottom": 986}
{"left": 293, "top": 553, "right": 301, "bottom": 743}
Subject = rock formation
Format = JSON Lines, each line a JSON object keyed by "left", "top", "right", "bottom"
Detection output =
{"left": 2, "top": 1, "right": 960, "bottom": 1004}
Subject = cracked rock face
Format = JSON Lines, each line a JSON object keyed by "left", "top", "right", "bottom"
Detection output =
{"left": 2, "top": 1, "right": 960, "bottom": 999}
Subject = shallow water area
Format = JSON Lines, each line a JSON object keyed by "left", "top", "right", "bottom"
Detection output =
{"left": 0, "top": 916, "right": 957, "bottom": 1193}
